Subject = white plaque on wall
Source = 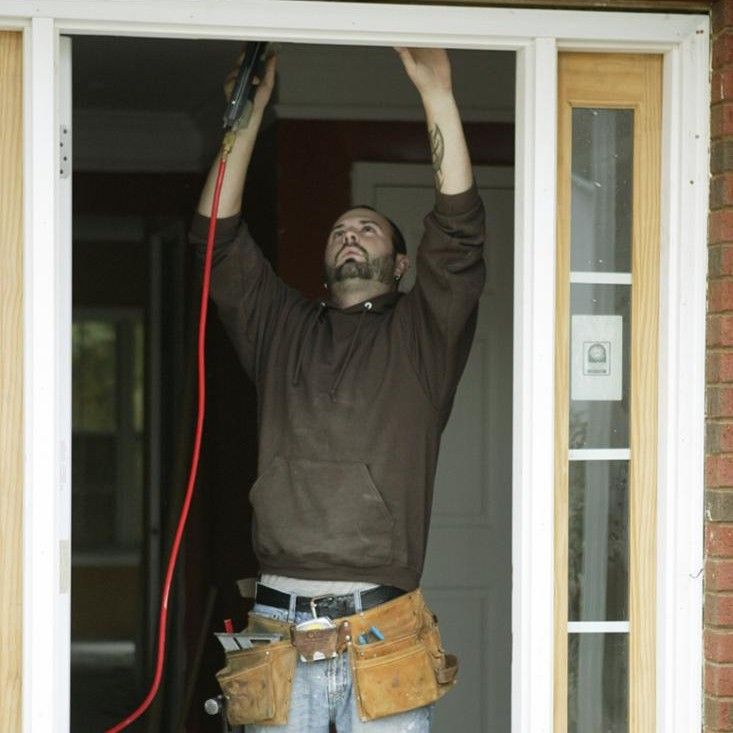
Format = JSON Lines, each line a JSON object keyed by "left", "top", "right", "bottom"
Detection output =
{"left": 571, "top": 314, "right": 623, "bottom": 401}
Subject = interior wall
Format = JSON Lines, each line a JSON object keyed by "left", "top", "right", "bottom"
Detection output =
{"left": 0, "top": 29, "right": 23, "bottom": 733}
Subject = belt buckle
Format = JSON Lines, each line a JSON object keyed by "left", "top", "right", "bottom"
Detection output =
{"left": 309, "top": 593, "right": 336, "bottom": 620}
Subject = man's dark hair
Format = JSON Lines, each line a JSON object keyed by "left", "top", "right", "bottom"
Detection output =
{"left": 353, "top": 204, "right": 407, "bottom": 256}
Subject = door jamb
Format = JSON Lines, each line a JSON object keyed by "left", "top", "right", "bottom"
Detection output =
{"left": 0, "top": 4, "right": 708, "bottom": 732}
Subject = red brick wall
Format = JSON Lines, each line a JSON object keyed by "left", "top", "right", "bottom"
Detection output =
{"left": 708, "top": 2, "right": 733, "bottom": 730}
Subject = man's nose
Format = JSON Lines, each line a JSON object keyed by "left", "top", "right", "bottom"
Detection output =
{"left": 344, "top": 229, "right": 357, "bottom": 243}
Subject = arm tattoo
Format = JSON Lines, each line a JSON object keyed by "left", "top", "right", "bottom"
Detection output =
{"left": 429, "top": 124, "right": 445, "bottom": 188}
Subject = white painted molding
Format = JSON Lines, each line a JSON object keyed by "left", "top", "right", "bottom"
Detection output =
{"left": 656, "top": 17, "right": 709, "bottom": 733}
{"left": 23, "top": 21, "right": 71, "bottom": 733}
{"left": 568, "top": 448, "right": 631, "bottom": 461}
{"left": 57, "top": 38, "right": 73, "bottom": 733}
{"left": 0, "top": 15, "right": 26, "bottom": 29}
{"left": 511, "top": 37, "right": 557, "bottom": 733}
{"left": 568, "top": 621, "right": 630, "bottom": 633}
{"left": 0, "top": 2, "right": 706, "bottom": 48}
{"left": 570, "top": 271, "right": 632, "bottom": 285}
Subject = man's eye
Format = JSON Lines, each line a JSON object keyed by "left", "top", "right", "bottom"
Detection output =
{"left": 362, "top": 225, "right": 374, "bottom": 233}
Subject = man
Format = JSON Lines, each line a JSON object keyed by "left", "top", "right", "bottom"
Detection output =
{"left": 191, "top": 47, "right": 485, "bottom": 732}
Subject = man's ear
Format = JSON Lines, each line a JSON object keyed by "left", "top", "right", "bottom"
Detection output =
{"left": 394, "top": 254, "right": 410, "bottom": 279}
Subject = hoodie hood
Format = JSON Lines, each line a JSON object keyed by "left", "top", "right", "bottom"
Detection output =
{"left": 322, "top": 289, "right": 402, "bottom": 314}
{"left": 292, "top": 290, "right": 403, "bottom": 399}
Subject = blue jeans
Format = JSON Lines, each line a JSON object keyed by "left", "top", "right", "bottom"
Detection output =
{"left": 245, "top": 603, "right": 433, "bottom": 733}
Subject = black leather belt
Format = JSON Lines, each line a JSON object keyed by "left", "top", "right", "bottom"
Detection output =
{"left": 255, "top": 583, "right": 405, "bottom": 619}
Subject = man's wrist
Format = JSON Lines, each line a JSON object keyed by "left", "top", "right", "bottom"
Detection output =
{"left": 420, "top": 88, "right": 456, "bottom": 111}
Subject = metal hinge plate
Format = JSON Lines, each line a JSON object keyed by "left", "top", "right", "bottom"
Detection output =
{"left": 59, "top": 125, "right": 70, "bottom": 178}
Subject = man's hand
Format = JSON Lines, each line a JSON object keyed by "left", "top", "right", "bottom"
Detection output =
{"left": 394, "top": 47, "right": 452, "bottom": 100}
{"left": 224, "top": 52, "right": 277, "bottom": 116}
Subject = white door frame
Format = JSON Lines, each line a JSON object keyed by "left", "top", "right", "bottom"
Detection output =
{"left": 0, "top": 2, "right": 709, "bottom": 731}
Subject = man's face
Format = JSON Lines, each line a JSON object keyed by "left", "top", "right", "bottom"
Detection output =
{"left": 324, "top": 208, "right": 397, "bottom": 288}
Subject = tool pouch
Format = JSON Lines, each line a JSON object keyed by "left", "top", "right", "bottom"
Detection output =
{"left": 348, "top": 591, "right": 459, "bottom": 722}
{"left": 291, "top": 621, "right": 352, "bottom": 662}
{"left": 215, "top": 614, "right": 297, "bottom": 726}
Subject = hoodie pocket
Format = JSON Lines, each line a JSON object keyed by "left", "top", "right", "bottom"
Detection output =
{"left": 250, "top": 456, "right": 394, "bottom": 568}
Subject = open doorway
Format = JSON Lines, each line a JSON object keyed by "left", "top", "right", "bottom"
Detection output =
{"left": 70, "top": 36, "right": 515, "bottom": 732}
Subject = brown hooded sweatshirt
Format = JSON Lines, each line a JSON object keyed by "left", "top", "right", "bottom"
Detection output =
{"left": 190, "top": 184, "right": 485, "bottom": 591}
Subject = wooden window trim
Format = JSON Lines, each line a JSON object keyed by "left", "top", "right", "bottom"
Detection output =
{"left": 0, "top": 29, "right": 24, "bottom": 733}
{"left": 554, "top": 52, "right": 662, "bottom": 732}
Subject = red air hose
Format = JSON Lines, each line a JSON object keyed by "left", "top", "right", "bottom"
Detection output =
{"left": 106, "top": 138, "right": 233, "bottom": 733}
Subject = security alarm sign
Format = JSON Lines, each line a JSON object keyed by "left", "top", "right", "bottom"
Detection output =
{"left": 571, "top": 315, "right": 623, "bottom": 401}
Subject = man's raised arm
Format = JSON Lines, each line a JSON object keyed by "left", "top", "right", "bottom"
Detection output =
{"left": 395, "top": 47, "right": 472, "bottom": 195}
{"left": 196, "top": 53, "right": 277, "bottom": 219}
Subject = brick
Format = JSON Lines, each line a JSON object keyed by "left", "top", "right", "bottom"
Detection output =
{"left": 713, "top": 1, "right": 733, "bottom": 35}
{"left": 706, "top": 693, "right": 733, "bottom": 730}
{"left": 711, "top": 104, "right": 733, "bottom": 141}
{"left": 707, "top": 661, "right": 733, "bottom": 696}
{"left": 712, "top": 140, "right": 733, "bottom": 176}
{"left": 710, "top": 421, "right": 722, "bottom": 452}
{"left": 707, "top": 524, "right": 733, "bottom": 556}
{"left": 707, "top": 454, "right": 733, "bottom": 488}
{"left": 708, "top": 492, "right": 733, "bottom": 524}
{"left": 709, "top": 386, "right": 733, "bottom": 417}
{"left": 708, "top": 423, "right": 733, "bottom": 453}
{"left": 713, "top": 174, "right": 728, "bottom": 208}
{"left": 714, "top": 104, "right": 723, "bottom": 141}
{"left": 712, "top": 174, "right": 733, "bottom": 208}
{"left": 708, "top": 629, "right": 733, "bottom": 664}
{"left": 711, "top": 354, "right": 722, "bottom": 386}
{"left": 706, "top": 354, "right": 733, "bottom": 384}
{"left": 713, "top": 70, "right": 733, "bottom": 106}
{"left": 715, "top": 32, "right": 733, "bottom": 71}
{"left": 710, "top": 282, "right": 733, "bottom": 314}
{"left": 709, "top": 247, "right": 733, "bottom": 278}
{"left": 708, "top": 593, "right": 733, "bottom": 626}
{"left": 722, "top": 423, "right": 733, "bottom": 452}
{"left": 708, "top": 559, "right": 733, "bottom": 592}
{"left": 711, "top": 210, "right": 733, "bottom": 244}
{"left": 708, "top": 316, "right": 733, "bottom": 348}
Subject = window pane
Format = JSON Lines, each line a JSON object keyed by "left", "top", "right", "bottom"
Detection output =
{"left": 72, "top": 313, "right": 144, "bottom": 550}
{"left": 72, "top": 321, "right": 117, "bottom": 432}
{"left": 568, "top": 633, "right": 628, "bottom": 733}
{"left": 571, "top": 108, "right": 633, "bottom": 273}
{"left": 568, "top": 461, "right": 629, "bottom": 622}
{"left": 570, "top": 283, "right": 630, "bottom": 449}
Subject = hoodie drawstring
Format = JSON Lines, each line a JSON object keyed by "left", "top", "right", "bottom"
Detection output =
{"left": 292, "top": 302, "right": 326, "bottom": 387}
{"left": 329, "top": 303, "right": 371, "bottom": 401}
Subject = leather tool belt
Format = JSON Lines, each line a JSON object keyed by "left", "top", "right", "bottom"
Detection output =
{"left": 254, "top": 582, "right": 405, "bottom": 618}
{"left": 215, "top": 588, "right": 458, "bottom": 726}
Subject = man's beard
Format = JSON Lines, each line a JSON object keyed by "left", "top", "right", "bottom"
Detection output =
{"left": 325, "top": 253, "right": 395, "bottom": 288}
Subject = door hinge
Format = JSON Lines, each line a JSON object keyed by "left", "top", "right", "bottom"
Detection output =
{"left": 59, "top": 125, "right": 71, "bottom": 179}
